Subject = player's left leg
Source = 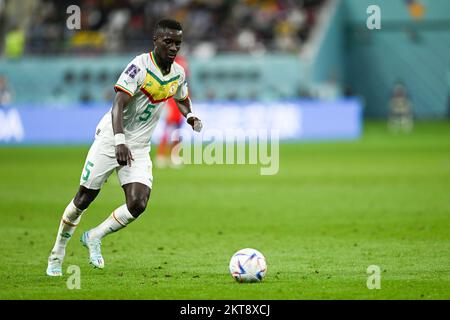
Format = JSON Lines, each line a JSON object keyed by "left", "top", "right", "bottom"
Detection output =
{"left": 81, "top": 183, "right": 150, "bottom": 268}
{"left": 81, "top": 149, "right": 153, "bottom": 269}
{"left": 86, "top": 183, "right": 150, "bottom": 239}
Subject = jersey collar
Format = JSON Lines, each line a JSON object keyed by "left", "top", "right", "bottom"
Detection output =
{"left": 150, "top": 51, "right": 172, "bottom": 76}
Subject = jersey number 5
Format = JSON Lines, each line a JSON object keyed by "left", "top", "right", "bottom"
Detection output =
{"left": 82, "top": 161, "right": 94, "bottom": 182}
{"left": 139, "top": 103, "right": 156, "bottom": 121}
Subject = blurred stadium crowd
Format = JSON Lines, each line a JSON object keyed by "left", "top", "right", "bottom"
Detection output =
{"left": 1, "top": 0, "right": 445, "bottom": 120}
{"left": 0, "top": 0, "right": 325, "bottom": 57}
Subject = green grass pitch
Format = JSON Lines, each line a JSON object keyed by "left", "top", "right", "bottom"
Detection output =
{"left": 0, "top": 122, "right": 449, "bottom": 299}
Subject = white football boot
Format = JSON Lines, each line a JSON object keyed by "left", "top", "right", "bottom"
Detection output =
{"left": 80, "top": 231, "right": 105, "bottom": 269}
{"left": 46, "top": 254, "right": 63, "bottom": 276}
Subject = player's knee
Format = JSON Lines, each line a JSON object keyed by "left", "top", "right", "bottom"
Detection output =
{"left": 126, "top": 197, "right": 148, "bottom": 218}
{"left": 74, "top": 188, "right": 98, "bottom": 210}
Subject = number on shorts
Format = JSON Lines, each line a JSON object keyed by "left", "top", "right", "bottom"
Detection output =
{"left": 82, "top": 161, "right": 94, "bottom": 182}
{"left": 139, "top": 103, "right": 156, "bottom": 121}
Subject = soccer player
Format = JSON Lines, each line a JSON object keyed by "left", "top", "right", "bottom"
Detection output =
{"left": 46, "top": 19, "right": 202, "bottom": 276}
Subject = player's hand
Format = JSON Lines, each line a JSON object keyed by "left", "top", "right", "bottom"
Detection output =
{"left": 187, "top": 117, "right": 203, "bottom": 132}
{"left": 115, "top": 144, "right": 134, "bottom": 167}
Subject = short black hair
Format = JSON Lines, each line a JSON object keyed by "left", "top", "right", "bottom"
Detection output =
{"left": 154, "top": 19, "right": 182, "bottom": 34}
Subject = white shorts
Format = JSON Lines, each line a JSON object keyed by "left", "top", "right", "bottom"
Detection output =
{"left": 79, "top": 139, "right": 153, "bottom": 190}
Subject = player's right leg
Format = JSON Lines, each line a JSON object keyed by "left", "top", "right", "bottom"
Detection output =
{"left": 47, "top": 140, "right": 115, "bottom": 276}
{"left": 46, "top": 187, "right": 100, "bottom": 276}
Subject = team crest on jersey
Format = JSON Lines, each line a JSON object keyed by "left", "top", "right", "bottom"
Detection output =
{"left": 169, "top": 83, "right": 177, "bottom": 95}
{"left": 140, "top": 69, "right": 180, "bottom": 104}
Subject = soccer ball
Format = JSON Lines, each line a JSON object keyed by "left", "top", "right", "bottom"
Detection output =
{"left": 229, "top": 248, "right": 267, "bottom": 283}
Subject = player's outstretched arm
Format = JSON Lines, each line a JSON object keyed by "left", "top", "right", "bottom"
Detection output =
{"left": 175, "top": 97, "right": 203, "bottom": 132}
{"left": 112, "top": 91, "right": 134, "bottom": 166}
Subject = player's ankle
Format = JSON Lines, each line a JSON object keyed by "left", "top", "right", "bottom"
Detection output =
{"left": 50, "top": 248, "right": 65, "bottom": 258}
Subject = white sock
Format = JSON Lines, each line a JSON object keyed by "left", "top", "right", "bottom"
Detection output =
{"left": 51, "top": 200, "right": 85, "bottom": 257}
{"left": 88, "top": 204, "right": 136, "bottom": 240}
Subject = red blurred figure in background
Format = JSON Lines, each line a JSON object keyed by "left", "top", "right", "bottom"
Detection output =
{"left": 156, "top": 55, "right": 189, "bottom": 168}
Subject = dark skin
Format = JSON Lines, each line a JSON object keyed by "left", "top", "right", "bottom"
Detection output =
{"left": 73, "top": 27, "right": 201, "bottom": 218}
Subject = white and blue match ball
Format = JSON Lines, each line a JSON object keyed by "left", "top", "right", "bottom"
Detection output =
{"left": 229, "top": 248, "right": 267, "bottom": 283}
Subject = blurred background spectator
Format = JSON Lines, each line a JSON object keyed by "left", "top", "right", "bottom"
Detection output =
{"left": 388, "top": 81, "right": 413, "bottom": 133}
{"left": 0, "top": 75, "right": 12, "bottom": 107}
{"left": 3, "top": 23, "right": 25, "bottom": 59}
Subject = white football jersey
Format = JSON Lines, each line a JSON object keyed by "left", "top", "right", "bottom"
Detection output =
{"left": 94, "top": 52, "right": 189, "bottom": 151}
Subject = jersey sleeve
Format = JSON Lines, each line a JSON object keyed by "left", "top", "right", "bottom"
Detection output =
{"left": 114, "top": 56, "right": 145, "bottom": 97}
{"left": 173, "top": 69, "right": 189, "bottom": 101}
